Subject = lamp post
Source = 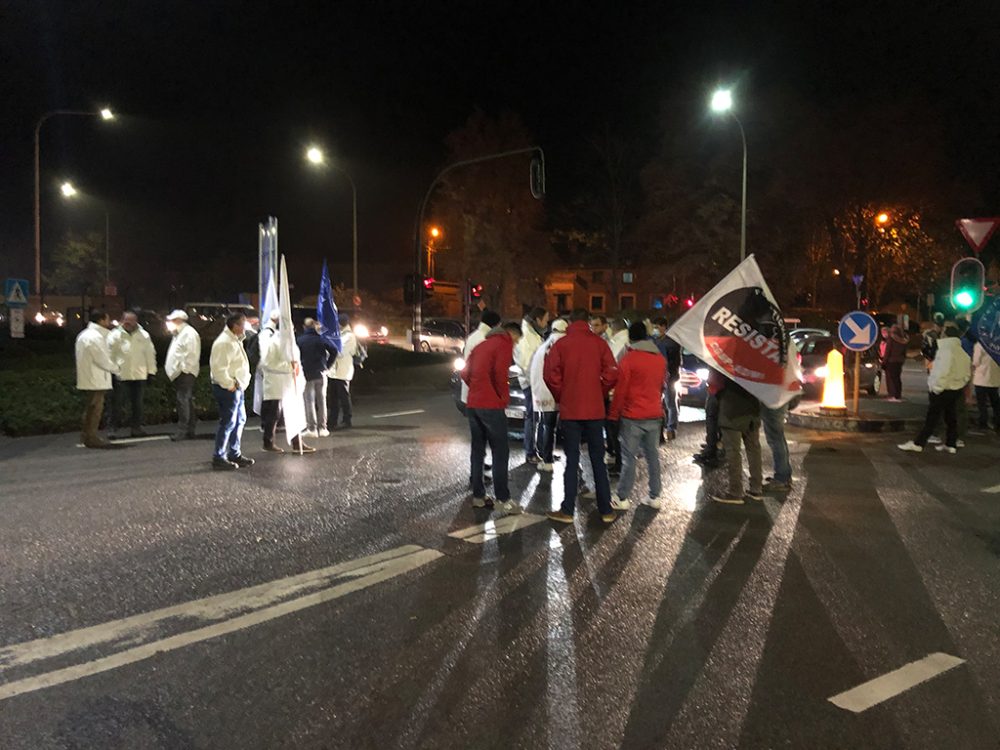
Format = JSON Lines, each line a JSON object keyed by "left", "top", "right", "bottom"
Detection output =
{"left": 305, "top": 146, "right": 358, "bottom": 305}
{"left": 710, "top": 89, "right": 748, "bottom": 262}
{"left": 60, "top": 181, "right": 111, "bottom": 285}
{"left": 34, "top": 108, "right": 114, "bottom": 296}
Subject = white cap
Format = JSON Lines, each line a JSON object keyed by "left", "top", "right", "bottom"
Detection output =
{"left": 551, "top": 319, "right": 568, "bottom": 333}
{"left": 166, "top": 309, "right": 188, "bottom": 321}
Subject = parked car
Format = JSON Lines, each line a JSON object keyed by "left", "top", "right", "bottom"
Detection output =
{"left": 407, "top": 318, "right": 466, "bottom": 353}
{"left": 790, "top": 327, "right": 832, "bottom": 351}
{"left": 798, "top": 335, "right": 881, "bottom": 398}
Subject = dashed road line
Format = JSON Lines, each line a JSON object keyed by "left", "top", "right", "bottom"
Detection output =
{"left": 371, "top": 409, "right": 426, "bottom": 419}
{"left": 447, "top": 513, "right": 549, "bottom": 543}
{"left": 828, "top": 652, "right": 965, "bottom": 713}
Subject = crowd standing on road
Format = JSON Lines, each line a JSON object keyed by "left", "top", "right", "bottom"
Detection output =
{"left": 165, "top": 309, "right": 201, "bottom": 442}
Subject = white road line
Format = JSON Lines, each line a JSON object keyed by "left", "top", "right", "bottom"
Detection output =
{"left": 447, "top": 513, "right": 548, "bottom": 543}
{"left": 0, "top": 544, "right": 442, "bottom": 701}
{"left": 371, "top": 409, "right": 425, "bottom": 419}
{"left": 982, "top": 484, "right": 1000, "bottom": 494}
{"left": 75, "top": 435, "right": 172, "bottom": 448}
{"left": 828, "top": 652, "right": 965, "bottom": 713}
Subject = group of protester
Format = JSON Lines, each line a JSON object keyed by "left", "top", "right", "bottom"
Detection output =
{"left": 74, "top": 308, "right": 362, "bottom": 468}
{"left": 458, "top": 307, "right": 794, "bottom": 522}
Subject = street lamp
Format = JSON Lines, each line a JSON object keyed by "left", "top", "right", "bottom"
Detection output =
{"left": 305, "top": 145, "right": 358, "bottom": 305}
{"left": 876, "top": 212, "right": 890, "bottom": 225}
{"left": 709, "top": 88, "right": 748, "bottom": 263}
{"left": 426, "top": 226, "right": 443, "bottom": 276}
{"left": 34, "top": 107, "right": 115, "bottom": 296}
{"left": 60, "top": 182, "right": 112, "bottom": 284}
{"left": 60, "top": 181, "right": 78, "bottom": 198}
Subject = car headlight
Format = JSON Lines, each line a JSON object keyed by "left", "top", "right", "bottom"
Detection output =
{"left": 453, "top": 357, "right": 466, "bottom": 371}
{"left": 34, "top": 312, "right": 44, "bottom": 323}
{"left": 814, "top": 366, "right": 828, "bottom": 378}
{"left": 696, "top": 368, "right": 710, "bottom": 381}
{"left": 354, "top": 324, "right": 369, "bottom": 338}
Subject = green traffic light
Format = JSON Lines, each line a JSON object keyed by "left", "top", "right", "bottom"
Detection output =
{"left": 954, "top": 290, "right": 975, "bottom": 309}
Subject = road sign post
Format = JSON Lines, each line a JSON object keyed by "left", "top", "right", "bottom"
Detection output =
{"left": 838, "top": 310, "right": 878, "bottom": 416}
{"left": 9, "top": 309, "right": 25, "bottom": 339}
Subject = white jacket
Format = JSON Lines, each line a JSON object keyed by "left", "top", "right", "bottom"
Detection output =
{"left": 514, "top": 318, "right": 544, "bottom": 389}
{"left": 258, "top": 325, "right": 295, "bottom": 400}
{"left": 927, "top": 337, "right": 971, "bottom": 394}
{"left": 460, "top": 322, "right": 491, "bottom": 403}
{"left": 529, "top": 332, "right": 565, "bottom": 411}
{"left": 165, "top": 323, "right": 201, "bottom": 381}
{"left": 108, "top": 325, "right": 157, "bottom": 381}
{"left": 75, "top": 322, "right": 119, "bottom": 391}
{"left": 610, "top": 329, "right": 630, "bottom": 361}
{"left": 329, "top": 328, "right": 359, "bottom": 381}
{"left": 210, "top": 327, "right": 251, "bottom": 391}
{"left": 972, "top": 342, "right": 1000, "bottom": 388}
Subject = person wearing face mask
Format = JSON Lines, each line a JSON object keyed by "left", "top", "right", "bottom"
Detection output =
{"left": 107, "top": 310, "right": 158, "bottom": 437}
{"left": 75, "top": 309, "right": 120, "bottom": 449}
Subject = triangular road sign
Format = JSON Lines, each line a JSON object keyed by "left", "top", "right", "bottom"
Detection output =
{"left": 956, "top": 218, "right": 1000, "bottom": 253}
{"left": 5, "top": 280, "right": 27, "bottom": 306}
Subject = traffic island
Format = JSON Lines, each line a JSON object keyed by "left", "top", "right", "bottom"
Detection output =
{"left": 788, "top": 402, "right": 923, "bottom": 433}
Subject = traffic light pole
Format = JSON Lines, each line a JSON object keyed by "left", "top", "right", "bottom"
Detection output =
{"left": 410, "top": 146, "right": 545, "bottom": 351}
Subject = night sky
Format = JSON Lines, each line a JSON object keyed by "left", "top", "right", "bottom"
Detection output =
{"left": 1, "top": 0, "right": 997, "bottom": 303}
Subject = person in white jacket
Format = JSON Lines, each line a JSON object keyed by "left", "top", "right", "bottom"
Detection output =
{"left": 258, "top": 311, "right": 314, "bottom": 453}
{"left": 972, "top": 341, "right": 1000, "bottom": 431}
{"left": 327, "top": 315, "right": 360, "bottom": 429}
{"left": 514, "top": 307, "right": 549, "bottom": 463}
{"left": 165, "top": 309, "right": 201, "bottom": 441}
{"left": 460, "top": 310, "right": 501, "bottom": 405}
{"left": 209, "top": 311, "right": 254, "bottom": 469}
{"left": 107, "top": 311, "right": 157, "bottom": 437}
{"left": 75, "top": 310, "right": 120, "bottom": 448}
{"left": 899, "top": 326, "right": 972, "bottom": 454}
{"left": 529, "top": 318, "right": 567, "bottom": 471}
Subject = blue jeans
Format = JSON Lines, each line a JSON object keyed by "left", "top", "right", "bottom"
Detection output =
{"left": 522, "top": 386, "right": 535, "bottom": 455}
{"left": 664, "top": 379, "right": 679, "bottom": 431}
{"left": 536, "top": 411, "right": 558, "bottom": 463}
{"left": 213, "top": 384, "right": 246, "bottom": 460}
{"left": 561, "top": 419, "right": 612, "bottom": 515}
{"left": 617, "top": 418, "right": 662, "bottom": 500}
{"left": 759, "top": 403, "right": 791, "bottom": 483}
{"left": 469, "top": 408, "right": 510, "bottom": 500}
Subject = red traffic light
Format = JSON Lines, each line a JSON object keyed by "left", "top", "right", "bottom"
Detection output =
{"left": 471, "top": 284, "right": 483, "bottom": 298}
{"left": 685, "top": 297, "right": 695, "bottom": 308}
{"left": 422, "top": 276, "right": 435, "bottom": 290}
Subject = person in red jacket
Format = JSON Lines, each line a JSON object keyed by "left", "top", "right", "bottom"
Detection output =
{"left": 543, "top": 309, "right": 619, "bottom": 524}
{"left": 461, "top": 322, "right": 522, "bottom": 514}
{"left": 608, "top": 322, "right": 667, "bottom": 511}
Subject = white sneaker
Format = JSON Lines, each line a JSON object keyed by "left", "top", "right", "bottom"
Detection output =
{"left": 537, "top": 462, "right": 554, "bottom": 472}
{"left": 319, "top": 428, "right": 330, "bottom": 437}
{"left": 610, "top": 495, "right": 631, "bottom": 511}
{"left": 498, "top": 500, "right": 523, "bottom": 515}
{"left": 303, "top": 430, "right": 319, "bottom": 439}
{"left": 471, "top": 496, "right": 488, "bottom": 508}
{"left": 897, "top": 441, "right": 923, "bottom": 453}
{"left": 956, "top": 439, "right": 966, "bottom": 448}
{"left": 643, "top": 497, "right": 662, "bottom": 510}
{"left": 927, "top": 436, "right": 942, "bottom": 444}
{"left": 935, "top": 445, "right": 957, "bottom": 454}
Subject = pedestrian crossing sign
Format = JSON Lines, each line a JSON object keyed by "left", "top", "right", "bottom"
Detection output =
{"left": 4, "top": 278, "right": 29, "bottom": 308}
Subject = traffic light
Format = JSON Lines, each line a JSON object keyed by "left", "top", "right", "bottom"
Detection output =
{"left": 422, "top": 275, "right": 435, "bottom": 297}
{"left": 469, "top": 282, "right": 483, "bottom": 304}
{"left": 950, "top": 257, "right": 986, "bottom": 312}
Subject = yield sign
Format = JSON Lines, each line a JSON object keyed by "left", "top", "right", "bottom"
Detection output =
{"left": 956, "top": 218, "right": 1000, "bottom": 254}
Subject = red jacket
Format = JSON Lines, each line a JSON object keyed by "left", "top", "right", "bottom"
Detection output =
{"left": 461, "top": 330, "right": 514, "bottom": 409}
{"left": 609, "top": 341, "right": 667, "bottom": 421}
{"left": 543, "top": 321, "right": 619, "bottom": 420}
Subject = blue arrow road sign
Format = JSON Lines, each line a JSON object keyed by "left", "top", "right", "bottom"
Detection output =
{"left": 4, "top": 278, "right": 29, "bottom": 308}
{"left": 838, "top": 311, "right": 878, "bottom": 351}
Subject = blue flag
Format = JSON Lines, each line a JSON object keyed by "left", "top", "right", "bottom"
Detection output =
{"left": 317, "top": 259, "right": 342, "bottom": 354}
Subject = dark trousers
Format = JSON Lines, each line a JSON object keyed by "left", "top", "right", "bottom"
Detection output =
{"left": 261, "top": 399, "right": 281, "bottom": 447}
{"left": 664, "top": 379, "right": 679, "bottom": 431}
{"left": 884, "top": 362, "right": 903, "bottom": 399}
{"left": 915, "top": 389, "right": 962, "bottom": 448}
{"left": 536, "top": 411, "right": 558, "bottom": 463}
{"left": 468, "top": 408, "right": 510, "bottom": 501}
{"left": 111, "top": 378, "right": 145, "bottom": 431}
{"left": 212, "top": 385, "right": 246, "bottom": 460}
{"left": 522, "top": 386, "right": 535, "bottom": 455}
{"left": 81, "top": 390, "right": 107, "bottom": 446}
{"left": 975, "top": 385, "right": 1000, "bottom": 429}
{"left": 173, "top": 373, "right": 197, "bottom": 437}
{"left": 561, "top": 419, "right": 612, "bottom": 516}
{"left": 328, "top": 378, "right": 352, "bottom": 426}
{"left": 704, "top": 392, "right": 721, "bottom": 455}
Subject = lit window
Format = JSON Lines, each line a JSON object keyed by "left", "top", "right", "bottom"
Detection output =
{"left": 622, "top": 272, "right": 634, "bottom": 284}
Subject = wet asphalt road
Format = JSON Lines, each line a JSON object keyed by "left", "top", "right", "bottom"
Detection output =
{"left": 1, "top": 387, "right": 999, "bottom": 749}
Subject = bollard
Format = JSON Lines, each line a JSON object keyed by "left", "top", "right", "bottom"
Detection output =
{"left": 819, "top": 349, "right": 847, "bottom": 414}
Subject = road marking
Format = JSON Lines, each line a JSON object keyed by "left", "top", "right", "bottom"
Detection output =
{"left": 0, "top": 544, "right": 442, "bottom": 701}
{"left": 75, "top": 435, "right": 172, "bottom": 448}
{"left": 982, "top": 484, "right": 1000, "bottom": 494}
{"left": 371, "top": 409, "right": 425, "bottom": 419}
{"left": 828, "top": 652, "right": 965, "bottom": 713}
{"left": 447, "top": 513, "right": 548, "bottom": 543}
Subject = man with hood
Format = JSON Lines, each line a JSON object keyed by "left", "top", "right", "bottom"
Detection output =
{"left": 165, "top": 309, "right": 201, "bottom": 441}
{"left": 529, "top": 318, "right": 568, "bottom": 471}
{"left": 75, "top": 309, "right": 120, "bottom": 448}
{"left": 514, "top": 307, "right": 549, "bottom": 464}
{"left": 881, "top": 323, "right": 910, "bottom": 402}
{"left": 899, "top": 324, "right": 972, "bottom": 454}
{"left": 608, "top": 322, "right": 667, "bottom": 511}
{"left": 460, "top": 310, "right": 502, "bottom": 406}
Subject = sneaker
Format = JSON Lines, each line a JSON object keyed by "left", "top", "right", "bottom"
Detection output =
{"left": 643, "top": 498, "right": 662, "bottom": 510}
{"left": 601, "top": 513, "right": 616, "bottom": 524}
{"left": 935, "top": 445, "right": 957, "bottom": 454}
{"left": 525, "top": 455, "right": 540, "bottom": 465}
{"left": 666, "top": 429, "right": 677, "bottom": 441}
{"left": 547, "top": 511, "right": 574, "bottom": 524}
{"left": 956, "top": 439, "right": 966, "bottom": 448}
{"left": 927, "top": 436, "right": 942, "bottom": 444}
{"left": 230, "top": 455, "right": 255, "bottom": 467}
{"left": 745, "top": 488, "right": 765, "bottom": 501}
{"left": 471, "top": 496, "right": 489, "bottom": 508}
{"left": 763, "top": 478, "right": 792, "bottom": 493}
{"left": 498, "top": 500, "right": 523, "bottom": 515}
{"left": 303, "top": 430, "right": 319, "bottom": 439}
{"left": 319, "top": 429, "right": 330, "bottom": 437}
{"left": 604, "top": 454, "right": 616, "bottom": 466}
{"left": 263, "top": 444, "right": 285, "bottom": 453}
{"left": 897, "top": 441, "right": 923, "bottom": 453}
{"left": 212, "top": 457, "right": 239, "bottom": 471}
{"left": 711, "top": 493, "right": 745, "bottom": 505}
{"left": 610, "top": 496, "right": 631, "bottom": 511}
{"left": 537, "top": 462, "right": 554, "bottom": 472}
{"left": 291, "top": 443, "right": 318, "bottom": 454}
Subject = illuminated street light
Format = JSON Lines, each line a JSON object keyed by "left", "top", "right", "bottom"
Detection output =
{"left": 99, "top": 108, "right": 115, "bottom": 121}
{"left": 60, "top": 181, "right": 78, "bottom": 198}
{"left": 876, "top": 212, "right": 890, "bottom": 225}
{"left": 304, "top": 144, "right": 358, "bottom": 303}
{"left": 306, "top": 146, "right": 325, "bottom": 165}
{"left": 709, "top": 87, "right": 747, "bottom": 261}
{"left": 833, "top": 268, "right": 841, "bottom": 276}
{"left": 710, "top": 89, "right": 733, "bottom": 113}
{"left": 429, "top": 226, "right": 441, "bottom": 239}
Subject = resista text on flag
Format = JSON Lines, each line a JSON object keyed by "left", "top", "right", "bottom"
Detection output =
{"left": 278, "top": 255, "right": 308, "bottom": 447}
{"left": 667, "top": 254, "right": 803, "bottom": 409}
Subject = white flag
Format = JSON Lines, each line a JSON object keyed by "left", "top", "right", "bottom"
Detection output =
{"left": 667, "top": 254, "right": 802, "bottom": 409}
{"left": 278, "top": 255, "right": 308, "bottom": 446}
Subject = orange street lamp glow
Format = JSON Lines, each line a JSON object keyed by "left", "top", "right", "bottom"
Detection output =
{"left": 429, "top": 226, "right": 441, "bottom": 238}
{"left": 876, "top": 212, "right": 889, "bottom": 225}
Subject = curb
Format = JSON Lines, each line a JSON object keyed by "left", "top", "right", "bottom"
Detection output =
{"left": 788, "top": 407, "right": 924, "bottom": 433}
